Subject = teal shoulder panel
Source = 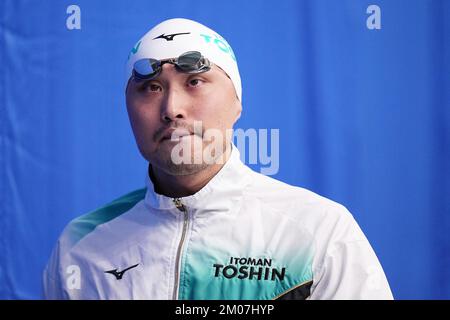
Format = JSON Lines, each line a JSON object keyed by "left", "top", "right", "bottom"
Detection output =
{"left": 66, "top": 188, "right": 147, "bottom": 247}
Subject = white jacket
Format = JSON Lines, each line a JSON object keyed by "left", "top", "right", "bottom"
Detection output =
{"left": 43, "top": 145, "right": 393, "bottom": 299}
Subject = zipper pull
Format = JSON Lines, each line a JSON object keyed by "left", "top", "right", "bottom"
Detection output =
{"left": 173, "top": 198, "right": 186, "bottom": 212}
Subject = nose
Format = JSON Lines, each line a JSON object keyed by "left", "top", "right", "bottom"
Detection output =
{"left": 159, "top": 70, "right": 188, "bottom": 123}
{"left": 160, "top": 87, "right": 188, "bottom": 123}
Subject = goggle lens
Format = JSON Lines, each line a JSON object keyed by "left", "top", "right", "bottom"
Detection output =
{"left": 132, "top": 51, "right": 210, "bottom": 80}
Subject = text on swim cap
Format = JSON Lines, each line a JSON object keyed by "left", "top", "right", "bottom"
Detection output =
{"left": 200, "top": 33, "right": 236, "bottom": 62}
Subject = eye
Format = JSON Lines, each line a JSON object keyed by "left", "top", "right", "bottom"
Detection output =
{"left": 141, "top": 81, "right": 162, "bottom": 92}
{"left": 187, "top": 78, "right": 204, "bottom": 87}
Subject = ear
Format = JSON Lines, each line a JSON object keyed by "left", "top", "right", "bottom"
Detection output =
{"left": 233, "top": 100, "right": 242, "bottom": 123}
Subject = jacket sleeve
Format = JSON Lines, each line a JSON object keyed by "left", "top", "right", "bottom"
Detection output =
{"left": 308, "top": 207, "right": 394, "bottom": 300}
{"left": 42, "top": 241, "right": 68, "bottom": 300}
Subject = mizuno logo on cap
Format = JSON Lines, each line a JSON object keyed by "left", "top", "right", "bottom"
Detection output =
{"left": 153, "top": 32, "right": 190, "bottom": 41}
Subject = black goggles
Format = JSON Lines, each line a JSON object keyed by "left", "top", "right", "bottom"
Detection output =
{"left": 132, "top": 51, "right": 211, "bottom": 81}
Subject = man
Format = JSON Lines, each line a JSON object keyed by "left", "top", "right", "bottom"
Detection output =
{"left": 43, "top": 18, "right": 393, "bottom": 299}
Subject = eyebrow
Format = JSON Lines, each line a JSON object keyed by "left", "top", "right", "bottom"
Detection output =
{"left": 139, "top": 68, "right": 217, "bottom": 84}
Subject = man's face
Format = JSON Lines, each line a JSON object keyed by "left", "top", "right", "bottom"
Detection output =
{"left": 126, "top": 62, "right": 242, "bottom": 176}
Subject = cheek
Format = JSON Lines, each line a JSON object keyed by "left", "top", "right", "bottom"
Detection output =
{"left": 202, "top": 101, "right": 238, "bottom": 131}
{"left": 127, "top": 101, "right": 159, "bottom": 147}
{"left": 194, "top": 90, "right": 237, "bottom": 127}
{"left": 128, "top": 104, "right": 153, "bottom": 130}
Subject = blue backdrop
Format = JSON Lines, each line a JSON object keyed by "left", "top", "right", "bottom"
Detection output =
{"left": 1, "top": 0, "right": 449, "bottom": 299}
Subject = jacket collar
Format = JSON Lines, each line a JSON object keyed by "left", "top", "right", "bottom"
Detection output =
{"left": 144, "top": 144, "right": 252, "bottom": 212}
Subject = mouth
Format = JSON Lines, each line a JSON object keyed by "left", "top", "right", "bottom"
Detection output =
{"left": 160, "top": 128, "right": 193, "bottom": 142}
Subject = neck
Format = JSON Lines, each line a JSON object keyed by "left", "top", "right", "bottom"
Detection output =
{"left": 150, "top": 145, "right": 232, "bottom": 198}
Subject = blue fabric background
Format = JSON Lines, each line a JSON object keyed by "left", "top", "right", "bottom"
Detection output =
{"left": 1, "top": 0, "right": 449, "bottom": 299}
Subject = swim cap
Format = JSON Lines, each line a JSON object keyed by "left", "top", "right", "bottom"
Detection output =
{"left": 125, "top": 18, "right": 242, "bottom": 101}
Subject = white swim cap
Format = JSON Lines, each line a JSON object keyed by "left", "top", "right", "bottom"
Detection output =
{"left": 125, "top": 18, "right": 242, "bottom": 101}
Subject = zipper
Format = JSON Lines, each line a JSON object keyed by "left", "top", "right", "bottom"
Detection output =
{"left": 172, "top": 198, "right": 189, "bottom": 300}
